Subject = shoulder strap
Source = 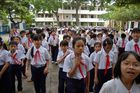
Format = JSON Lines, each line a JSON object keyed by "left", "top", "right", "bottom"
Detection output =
{"left": 31, "top": 46, "right": 34, "bottom": 58}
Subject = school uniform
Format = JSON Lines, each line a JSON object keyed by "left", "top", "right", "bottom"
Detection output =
{"left": 94, "top": 49, "right": 116, "bottom": 93}
{"left": 89, "top": 51, "right": 98, "bottom": 92}
{"left": 48, "top": 35, "right": 59, "bottom": 63}
{"left": 0, "top": 49, "right": 12, "bottom": 93}
{"left": 88, "top": 38, "right": 96, "bottom": 53}
{"left": 63, "top": 53, "right": 93, "bottom": 93}
{"left": 10, "top": 50, "right": 25, "bottom": 93}
{"left": 26, "top": 37, "right": 33, "bottom": 49}
{"left": 125, "top": 39, "right": 140, "bottom": 55}
{"left": 100, "top": 78, "right": 140, "bottom": 93}
{"left": 116, "top": 38, "right": 128, "bottom": 56}
{"left": 42, "top": 39, "right": 49, "bottom": 51}
{"left": 17, "top": 43, "right": 26, "bottom": 54}
{"left": 26, "top": 46, "right": 51, "bottom": 93}
{"left": 57, "top": 49, "right": 73, "bottom": 93}
{"left": 84, "top": 45, "right": 90, "bottom": 56}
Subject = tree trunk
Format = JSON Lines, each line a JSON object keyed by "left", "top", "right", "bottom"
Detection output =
{"left": 75, "top": 0, "right": 80, "bottom": 26}
{"left": 53, "top": 11, "right": 60, "bottom": 27}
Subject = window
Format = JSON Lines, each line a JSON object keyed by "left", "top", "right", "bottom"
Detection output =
{"left": 38, "top": 14, "right": 44, "bottom": 17}
{"left": 81, "top": 15, "right": 87, "bottom": 18}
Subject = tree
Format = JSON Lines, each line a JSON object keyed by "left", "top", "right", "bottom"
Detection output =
{"left": 0, "top": 0, "right": 34, "bottom": 27}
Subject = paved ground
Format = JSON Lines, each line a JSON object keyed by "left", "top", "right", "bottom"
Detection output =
{"left": 19, "top": 63, "right": 59, "bottom": 93}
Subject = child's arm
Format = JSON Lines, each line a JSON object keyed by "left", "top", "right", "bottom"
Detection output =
{"left": 94, "top": 63, "right": 99, "bottom": 85}
{"left": 86, "top": 71, "right": 90, "bottom": 93}
{"left": 57, "top": 52, "right": 70, "bottom": 64}
{"left": 44, "top": 60, "right": 49, "bottom": 75}
{"left": 0, "top": 62, "right": 9, "bottom": 79}
{"left": 112, "top": 63, "right": 115, "bottom": 78}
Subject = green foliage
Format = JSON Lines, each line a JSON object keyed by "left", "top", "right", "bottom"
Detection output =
{"left": 102, "top": 4, "right": 140, "bottom": 21}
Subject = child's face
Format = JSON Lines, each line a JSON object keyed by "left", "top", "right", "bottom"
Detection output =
{"left": 104, "top": 44, "right": 112, "bottom": 53}
{"left": 33, "top": 40, "right": 41, "bottom": 48}
{"left": 132, "top": 32, "right": 140, "bottom": 42}
{"left": 121, "top": 54, "right": 140, "bottom": 81}
{"left": 10, "top": 45, "right": 17, "bottom": 52}
{"left": 74, "top": 40, "right": 84, "bottom": 54}
{"left": 94, "top": 44, "right": 101, "bottom": 52}
{"left": 60, "top": 45, "right": 68, "bottom": 52}
{"left": 14, "top": 37, "right": 20, "bottom": 43}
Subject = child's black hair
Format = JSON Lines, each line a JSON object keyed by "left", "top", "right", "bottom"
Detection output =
{"left": 32, "top": 34, "right": 42, "bottom": 41}
{"left": 103, "top": 38, "right": 113, "bottom": 47}
{"left": 72, "top": 37, "right": 84, "bottom": 48}
{"left": 131, "top": 28, "right": 140, "bottom": 34}
{"left": 63, "top": 35, "right": 71, "bottom": 40}
{"left": 121, "top": 33, "right": 126, "bottom": 39}
{"left": 60, "top": 40, "right": 68, "bottom": 46}
{"left": 9, "top": 41, "right": 18, "bottom": 46}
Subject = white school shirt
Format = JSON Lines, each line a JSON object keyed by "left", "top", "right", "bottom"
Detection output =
{"left": 21, "top": 36, "right": 28, "bottom": 45}
{"left": 90, "top": 51, "right": 98, "bottom": 65}
{"left": 26, "top": 46, "right": 51, "bottom": 67}
{"left": 17, "top": 43, "right": 25, "bottom": 54}
{"left": 10, "top": 50, "right": 25, "bottom": 65}
{"left": 0, "top": 49, "right": 11, "bottom": 65}
{"left": 116, "top": 38, "right": 128, "bottom": 48}
{"left": 48, "top": 35, "right": 59, "bottom": 46}
{"left": 94, "top": 49, "right": 116, "bottom": 69}
{"left": 57, "top": 49, "right": 73, "bottom": 68}
{"left": 88, "top": 38, "right": 96, "bottom": 47}
{"left": 125, "top": 39, "right": 140, "bottom": 55}
{"left": 100, "top": 78, "right": 140, "bottom": 93}
{"left": 111, "top": 44, "right": 118, "bottom": 61}
{"left": 42, "top": 39, "right": 49, "bottom": 51}
{"left": 84, "top": 45, "right": 90, "bottom": 56}
{"left": 63, "top": 53, "right": 93, "bottom": 79}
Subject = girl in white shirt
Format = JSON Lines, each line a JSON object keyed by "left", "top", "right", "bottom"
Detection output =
{"left": 100, "top": 51, "right": 140, "bottom": 93}
{"left": 63, "top": 37, "right": 93, "bottom": 93}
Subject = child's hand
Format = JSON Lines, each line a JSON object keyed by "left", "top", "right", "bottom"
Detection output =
{"left": 44, "top": 67, "right": 49, "bottom": 75}
{"left": 74, "top": 56, "right": 81, "bottom": 67}
{"left": 94, "top": 77, "right": 99, "bottom": 85}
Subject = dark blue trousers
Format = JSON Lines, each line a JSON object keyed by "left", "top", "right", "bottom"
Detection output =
{"left": 58, "top": 68, "right": 67, "bottom": 93}
{"left": 95, "top": 68, "right": 112, "bottom": 93}
{"left": 0, "top": 65, "right": 12, "bottom": 93}
{"left": 31, "top": 65, "right": 47, "bottom": 93}
{"left": 89, "top": 68, "right": 95, "bottom": 92}
{"left": 67, "top": 78, "right": 86, "bottom": 93}
{"left": 10, "top": 64, "right": 23, "bottom": 93}
{"left": 50, "top": 45, "right": 58, "bottom": 62}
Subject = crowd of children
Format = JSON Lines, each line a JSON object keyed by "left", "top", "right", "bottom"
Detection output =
{"left": 0, "top": 27, "right": 140, "bottom": 93}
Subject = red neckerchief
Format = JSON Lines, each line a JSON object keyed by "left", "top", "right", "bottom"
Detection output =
{"left": 78, "top": 60, "right": 87, "bottom": 80}
{"left": 28, "top": 38, "right": 32, "bottom": 47}
{"left": 11, "top": 52, "right": 21, "bottom": 64}
{"left": 104, "top": 54, "right": 110, "bottom": 76}
{"left": 34, "top": 50, "right": 41, "bottom": 64}
{"left": 122, "top": 39, "right": 125, "bottom": 48}
{"left": 134, "top": 43, "right": 140, "bottom": 55}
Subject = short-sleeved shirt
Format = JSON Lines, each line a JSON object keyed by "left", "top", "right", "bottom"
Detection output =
{"left": 100, "top": 78, "right": 140, "bottom": 93}
{"left": 94, "top": 49, "right": 116, "bottom": 69}
{"left": 57, "top": 49, "right": 73, "bottom": 68}
{"left": 48, "top": 35, "right": 59, "bottom": 46}
{"left": 42, "top": 39, "right": 49, "bottom": 51}
{"left": 63, "top": 53, "right": 93, "bottom": 79}
{"left": 125, "top": 39, "right": 140, "bottom": 55}
{"left": 116, "top": 38, "right": 128, "bottom": 48}
{"left": 26, "top": 46, "right": 51, "bottom": 67}
{"left": 10, "top": 50, "right": 25, "bottom": 65}
{"left": 18, "top": 43, "right": 25, "bottom": 54}
{"left": 0, "top": 49, "right": 11, "bottom": 65}
{"left": 90, "top": 51, "right": 98, "bottom": 65}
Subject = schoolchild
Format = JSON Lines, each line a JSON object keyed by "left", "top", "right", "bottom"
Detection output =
{"left": 57, "top": 40, "right": 73, "bottom": 93}
{"left": 63, "top": 37, "right": 93, "bottom": 93}
{"left": 48, "top": 30, "right": 59, "bottom": 63}
{"left": 94, "top": 38, "right": 116, "bottom": 93}
{"left": 0, "top": 37, "right": 12, "bottom": 93}
{"left": 89, "top": 42, "right": 102, "bottom": 92}
{"left": 100, "top": 51, "right": 140, "bottom": 93}
{"left": 41, "top": 33, "right": 49, "bottom": 51}
{"left": 9, "top": 41, "right": 25, "bottom": 93}
{"left": 125, "top": 28, "right": 140, "bottom": 55}
{"left": 26, "top": 34, "right": 51, "bottom": 93}
{"left": 116, "top": 33, "right": 128, "bottom": 56}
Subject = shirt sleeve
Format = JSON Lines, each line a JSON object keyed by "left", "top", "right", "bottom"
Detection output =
{"left": 26, "top": 48, "right": 32, "bottom": 60}
{"left": 3, "top": 51, "right": 11, "bottom": 63}
{"left": 86, "top": 56, "right": 93, "bottom": 71}
{"left": 125, "top": 41, "right": 131, "bottom": 51}
{"left": 63, "top": 54, "right": 72, "bottom": 73}
{"left": 99, "top": 83, "right": 110, "bottom": 93}
{"left": 44, "top": 49, "right": 51, "bottom": 61}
